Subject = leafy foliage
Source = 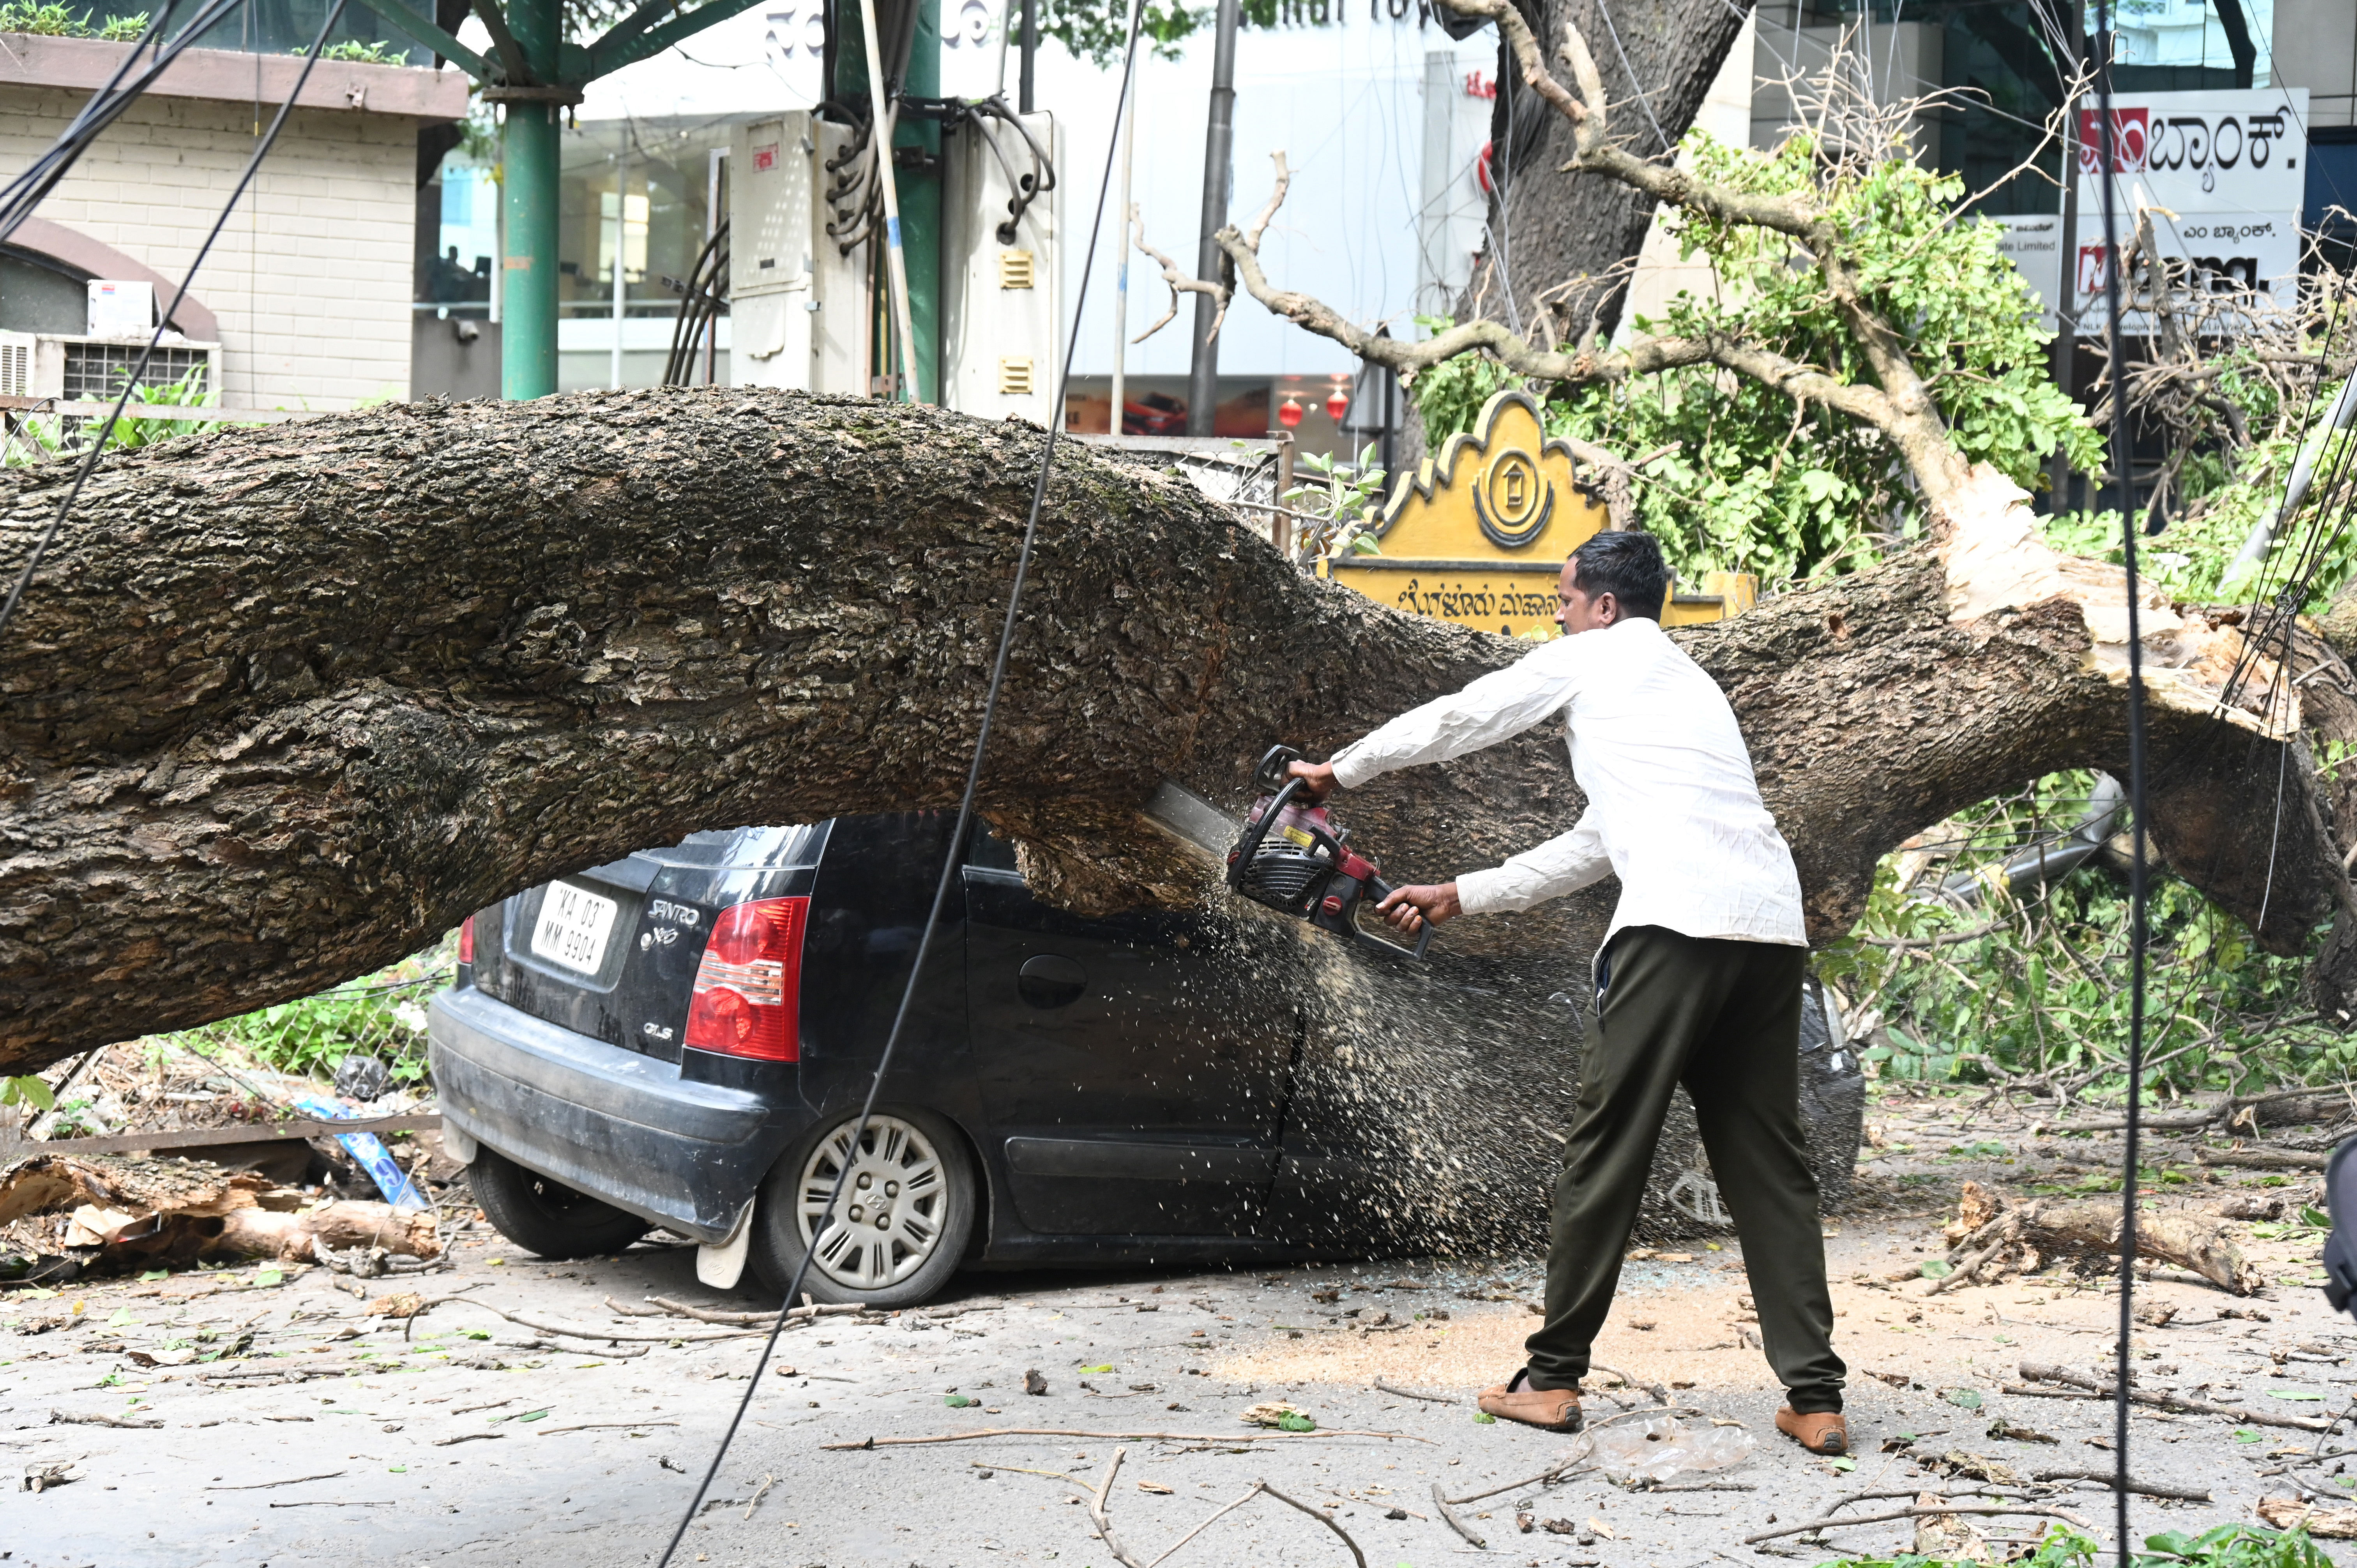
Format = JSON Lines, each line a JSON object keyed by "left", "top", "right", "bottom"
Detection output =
{"left": 1816, "top": 772, "right": 2341, "bottom": 1099}
{"left": 1283, "top": 443, "right": 1389, "bottom": 558}
{"left": 0, "top": 2, "right": 143, "bottom": 36}
{"left": 2041, "top": 429, "right": 2357, "bottom": 616}
{"left": 162, "top": 941, "right": 454, "bottom": 1085}
{"left": 3, "top": 367, "right": 242, "bottom": 467}
{"left": 1412, "top": 129, "right": 2103, "bottom": 588}
{"left": 310, "top": 37, "right": 406, "bottom": 62}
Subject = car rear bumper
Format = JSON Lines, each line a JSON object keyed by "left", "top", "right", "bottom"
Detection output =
{"left": 429, "top": 985, "right": 789, "bottom": 1243}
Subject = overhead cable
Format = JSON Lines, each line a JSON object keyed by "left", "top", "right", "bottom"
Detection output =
{"left": 0, "top": 0, "right": 353, "bottom": 648}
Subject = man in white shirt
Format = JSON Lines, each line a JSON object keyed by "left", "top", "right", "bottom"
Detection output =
{"left": 1288, "top": 530, "right": 1848, "bottom": 1456}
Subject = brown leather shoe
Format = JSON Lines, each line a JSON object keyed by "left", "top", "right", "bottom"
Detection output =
{"left": 1775, "top": 1406, "right": 1847, "bottom": 1455}
{"left": 1477, "top": 1368, "right": 1583, "bottom": 1432}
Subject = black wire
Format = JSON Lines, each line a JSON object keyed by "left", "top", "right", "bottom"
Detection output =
{"left": 2092, "top": 10, "right": 2150, "bottom": 1556}
{"left": 0, "top": 0, "right": 254, "bottom": 246}
{"left": 647, "top": 4, "right": 1150, "bottom": 1559}
{"left": 0, "top": 0, "right": 352, "bottom": 650}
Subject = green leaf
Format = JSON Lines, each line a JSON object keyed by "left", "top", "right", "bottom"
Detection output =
{"left": 2268, "top": 1391, "right": 2325, "bottom": 1401}
{"left": 1079, "top": 1364, "right": 1114, "bottom": 1374}
{"left": 1918, "top": 1260, "right": 1953, "bottom": 1279}
{"left": 139, "top": 1270, "right": 168, "bottom": 1282}
{"left": 945, "top": 1393, "right": 978, "bottom": 1408}
{"left": 1472, "top": 1412, "right": 1497, "bottom": 1425}
{"left": 1944, "top": 1388, "right": 1982, "bottom": 1411}
{"left": 253, "top": 1269, "right": 283, "bottom": 1287}
{"left": 2235, "top": 1429, "right": 2265, "bottom": 1443}
{"left": 1277, "top": 1413, "right": 1316, "bottom": 1432}
{"left": 0, "top": 1075, "right": 55, "bottom": 1111}
{"left": 1827, "top": 1454, "right": 1857, "bottom": 1472}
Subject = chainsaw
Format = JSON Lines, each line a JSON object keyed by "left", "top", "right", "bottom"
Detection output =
{"left": 1174, "top": 745, "right": 1435, "bottom": 961}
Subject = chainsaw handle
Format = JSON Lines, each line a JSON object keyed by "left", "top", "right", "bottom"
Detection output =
{"left": 1349, "top": 873, "right": 1437, "bottom": 962}
{"left": 1251, "top": 743, "right": 1304, "bottom": 794}
{"left": 1224, "top": 774, "right": 1306, "bottom": 894}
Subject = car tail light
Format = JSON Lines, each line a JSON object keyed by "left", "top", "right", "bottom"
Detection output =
{"left": 458, "top": 914, "right": 475, "bottom": 967}
{"left": 684, "top": 897, "right": 809, "bottom": 1061}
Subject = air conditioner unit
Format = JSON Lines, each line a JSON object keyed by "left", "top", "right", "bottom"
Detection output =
{"left": 0, "top": 330, "right": 31, "bottom": 397}
{"left": 728, "top": 113, "right": 871, "bottom": 394}
{"left": 943, "top": 110, "right": 1060, "bottom": 428}
{"left": 21, "top": 334, "right": 219, "bottom": 404}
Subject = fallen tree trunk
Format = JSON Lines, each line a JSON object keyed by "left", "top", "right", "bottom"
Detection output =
{"left": 1, "top": 389, "right": 2352, "bottom": 1070}
{"left": 1930, "top": 1180, "right": 2263, "bottom": 1294}
{"left": 0, "top": 1151, "right": 437, "bottom": 1264}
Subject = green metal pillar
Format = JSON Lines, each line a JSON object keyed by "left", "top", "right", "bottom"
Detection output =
{"left": 896, "top": 0, "right": 942, "bottom": 405}
{"left": 500, "top": 0, "right": 563, "bottom": 399}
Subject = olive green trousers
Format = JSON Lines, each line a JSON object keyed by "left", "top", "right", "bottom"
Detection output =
{"left": 1521, "top": 925, "right": 1846, "bottom": 1414}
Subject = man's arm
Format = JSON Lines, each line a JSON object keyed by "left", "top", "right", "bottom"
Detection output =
{"left": 1454, "top": 810, "right": 1612, "bottom": 916}
{"left": 1373, "top": 809, "right": 1611, "bottom": 932}
{"left": 1326, "top": 641, "right": 1585, "bottom": 792}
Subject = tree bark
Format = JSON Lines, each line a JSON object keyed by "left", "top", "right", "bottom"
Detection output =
{"left": 0, "top": 388, "right": 2348, "bottom": 1075}
{"left": 1477, "top": 0, "right": 1758, "bottom": 341}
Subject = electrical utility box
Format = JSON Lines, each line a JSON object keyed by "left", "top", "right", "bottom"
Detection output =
{"left": 941, "top": 110, "right": 1060, "bottom": 428}
{"left": 728, "top": 113, "right": 871, "bottom": 393}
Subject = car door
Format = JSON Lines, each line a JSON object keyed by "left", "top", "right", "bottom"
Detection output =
{"left": 961, "top": 826, "right": 1298, "bottom": 1236}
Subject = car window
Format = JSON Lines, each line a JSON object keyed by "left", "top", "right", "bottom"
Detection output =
{"left": 968, "top": 824, "right": 1022, "bottom": 876}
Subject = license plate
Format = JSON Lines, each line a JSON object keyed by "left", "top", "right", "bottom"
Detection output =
{"left": 530, "top": 881, "right": 619, "bottom": 975}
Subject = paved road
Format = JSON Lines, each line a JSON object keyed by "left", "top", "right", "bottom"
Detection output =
{"left": 7, "top": 1195, "right": 2352, "bottom": 1568}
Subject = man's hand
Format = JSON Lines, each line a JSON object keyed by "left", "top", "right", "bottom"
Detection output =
{"left": 1287, "top": 759, "right": 1339, "bottom": 800}
{"left": 1375, "top": 882, "right": 1461, "bottom": 935}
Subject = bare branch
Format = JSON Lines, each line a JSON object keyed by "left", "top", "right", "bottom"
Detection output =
{"left": 1129, "top": 207, "right": 1229, "bottom": 346}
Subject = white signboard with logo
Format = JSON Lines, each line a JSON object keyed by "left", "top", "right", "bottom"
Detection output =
{"left": 1989, "top": 214, "right": 2064, "bottom": 331}
{"left": 2072, "top": 87, "right": 2308, "bottom": 331}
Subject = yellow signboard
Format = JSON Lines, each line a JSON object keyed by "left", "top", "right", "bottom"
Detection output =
{"left": 1317, "top": 389, "right": 1753, "bottom": 635}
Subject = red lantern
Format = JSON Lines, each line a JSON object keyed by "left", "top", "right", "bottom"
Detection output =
{"left": 1277, "top": 396, "right": 1304, "bottom": 428}
{"left": 1326, "top": 385, "right": 1351, "bottom": 422}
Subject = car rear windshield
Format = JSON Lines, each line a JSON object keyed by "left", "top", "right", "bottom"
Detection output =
{"left": 629, "top": 824, "right": 829, "bottom": 871}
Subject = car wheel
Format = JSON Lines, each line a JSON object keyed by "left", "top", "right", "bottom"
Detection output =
{"left": 467, "top": 1146, "right": 650, "bottom": 1259}
{"left": 748, "top": 1107, "right": 976, "bottom": 1308}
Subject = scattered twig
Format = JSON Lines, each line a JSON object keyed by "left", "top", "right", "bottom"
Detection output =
{"left": 1927, "top": 1217, "right": 2024, "bottom": 1296}
{"left": 439, "top": 1298, "right": 762, "bottom": 1344}
{"left": 202, "top": 1471, "right": 345, "bottom": 1490}
{"left": 1446, "top": 1435, "right": 1597, "bottom": 1505}
{"left": 743, "top": 1472, "right": 774, "bottom": 1520}
{"left": 1588, "top": 1364, "right": 1670, "bottom": 1404}
{"left": 266, "top": 1499, "right": 396, "bottom": 1508}
{"left": 1144, "top": 1483, "right": 1264, "bottom": 1568}
{"left": 818, "top": 1425, "right": 1429, "bottom": 1450}
{"left": 1431, "top": 1480, "right": 1487, "bottom": 1549}
{"left": 647, "top": 1295, "right": 779, "bottom": 1325}
{"left": 536, "top": 1420, "right": 680, "bottom": 1435}
{"left": 1372, "top": 1378, "right": 1455, "bottom": 1404}
{"left": 2198, "top": 1147, "right": 2330, "bottom": 1171}
{"left": 1087, "top": 1447, "right": 1149, "bottom": 1568}
{"left": 432, "top": 1431, "right": 505, "bottom": 1446}
{"left": 971, "top": 1460, "right": 1087, "bottom": 1485}
{"left": 451, "top": 1398, "right": 511, "bottom": 1415}
{"left": 1744, "top": 1503, "right": 2092, "bottom": 1545}
{"left": 1258, "top": 1480, "right": 1369, "bottom": 1567}
{"left": 49, "top": 1410, "right": 161, "bottom": 1429}
{"left": 2014, "top": 1362, "right": 2330, "bottom": 1431}
{"left": 2030, "top": 1467, "right": 2211, "bottom": 1501}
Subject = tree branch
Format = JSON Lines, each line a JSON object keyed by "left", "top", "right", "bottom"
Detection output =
{"left": 1129, "top": 206, "right": 1227, "bottom": 346}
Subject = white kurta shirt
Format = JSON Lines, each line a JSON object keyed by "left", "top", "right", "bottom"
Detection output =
{"left": 1329, "top": 616, "right": 1808, "bottom": 948}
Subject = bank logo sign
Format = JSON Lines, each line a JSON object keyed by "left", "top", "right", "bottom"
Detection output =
{"left": 2069, "top": 88, "right": 2308, "bottom": 328}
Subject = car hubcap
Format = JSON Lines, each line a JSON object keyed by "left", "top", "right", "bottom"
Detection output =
{"left": 797, "top": 1115, "right": 947, "bottom": 1291}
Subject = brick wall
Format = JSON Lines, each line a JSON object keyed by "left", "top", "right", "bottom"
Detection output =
{"left": 0, "top": 85, "right": 419, "bottom": 410}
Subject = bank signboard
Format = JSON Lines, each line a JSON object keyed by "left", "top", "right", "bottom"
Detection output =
{"left": 2070, "top": 87, "right": 2308, "bottom": 328}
